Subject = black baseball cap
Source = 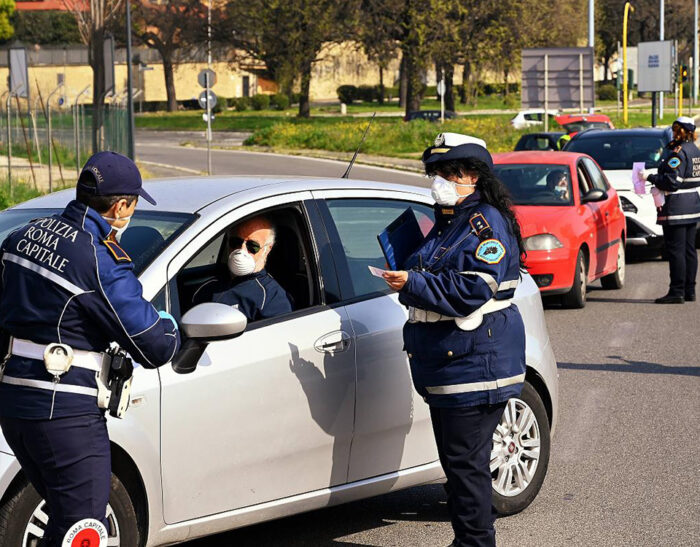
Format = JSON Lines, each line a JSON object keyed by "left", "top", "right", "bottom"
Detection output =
{"left": 77, "top": 151, "right": 156, "bottom": 205}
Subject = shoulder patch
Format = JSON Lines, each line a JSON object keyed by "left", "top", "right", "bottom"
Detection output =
{"left": 469, "top": 212, "right": 493, "bottom": 240}
{"left": 103, "top": 239, "right": 131, "bottom": 262}
{"left": 668, "top": 157, "right": 682, "bottom": 169}
{"left": 476, "top": 239, "right": 506, "bottom": 264}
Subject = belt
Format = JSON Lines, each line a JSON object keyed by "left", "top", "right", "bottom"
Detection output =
{"left": 408, "top": 298, "right": 514, "bottom": 331}
{"left": 10, "top": 338, "right": 104, "bottom": 372}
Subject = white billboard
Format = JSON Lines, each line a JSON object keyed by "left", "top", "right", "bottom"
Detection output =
{"left": 638, "top": 41, "right": 674, "bottom": 93}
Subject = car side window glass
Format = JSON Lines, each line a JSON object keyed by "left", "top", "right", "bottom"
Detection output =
{"left": 582, "top": 157, "right": 609, "bottom": 191}
{"left": 325, "top": 199, "right": 435, "bottom": 299}
{"left": 577, "top": 164, "right": 592, "bottom": 196}
{"left": 175, "top": 204, "right": 320, "bottom": 323}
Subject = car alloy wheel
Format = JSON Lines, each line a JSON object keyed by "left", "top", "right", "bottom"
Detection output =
{"left": 601, "top": 242, "right": 625, "bottom": 290}
{"left": 491, "top": 382, "right": 551, "bottom": 515}
{"left": 22, "top": 500, "right": 121, "bottom": 546}
{"left": 491, "top": 397, "right": 541, "bottom": 497}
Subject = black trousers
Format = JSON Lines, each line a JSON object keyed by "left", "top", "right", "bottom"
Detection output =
{"left": 0, "top": 414, "right": 111, "bottom": 546}
{"left": 431, "top": 403, "right": 506, "bottom": 547}
{"left": 662, "top": 223, "right": 698, "bottom": 297}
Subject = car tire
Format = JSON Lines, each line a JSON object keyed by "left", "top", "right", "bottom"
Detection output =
{"left": 561, "top": 249, "right": 587, "bottom": 308}
{"left": 600, "top": 241, "right": 626, "bottom": 290}
{"left": 0, "top": 473, "right": 140, "bottom": 547}
{"left": 492, "top": 382, "right": 551, "bottom": 516}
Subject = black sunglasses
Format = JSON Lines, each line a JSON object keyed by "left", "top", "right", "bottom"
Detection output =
{"left": 230, "top": 236, "right": 264, "bottom": 255}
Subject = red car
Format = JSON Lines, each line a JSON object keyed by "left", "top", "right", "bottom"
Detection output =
{"left": 555, "top": 113, "right": 615, "bottom": 134}
{"left": 493, "top": 151, "right": 626, "bottom": 308}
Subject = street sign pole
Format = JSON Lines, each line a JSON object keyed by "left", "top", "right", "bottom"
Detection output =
{"left": 206, "top": 73, "right": 212, "bottom": 175}
{"left": 125, "top": 0, "right": 136, "bottom": 160}
{"left": 660, "top": 0, "right": 665, "bottom": 120}
{"left": 437, "top": 79, "right": 445, "bottom": 123}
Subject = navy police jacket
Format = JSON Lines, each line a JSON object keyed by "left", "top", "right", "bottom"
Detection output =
{"left": 0, "top": 200, "right": 180, "bottom": 419}
{"left": 193, "top": 269, "right": 292, "bottom": 322}
{"left": 650, "top": 140, "right": 700, "bottom": 226}
{"left": 399, "top": 192, "right": 526, "bottom": 408}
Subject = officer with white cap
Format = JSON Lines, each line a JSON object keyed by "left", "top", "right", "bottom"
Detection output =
{"left": 0, "top": 151, "right": 180, "bottom": 545}
{"left": 382, "top": 132, "right": 527, "bottom": 546}
{"left": 641, "top": 116, "right": 700, "bottom": 303}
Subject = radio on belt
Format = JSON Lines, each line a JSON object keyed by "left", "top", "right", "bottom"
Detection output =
{"left": 97, "top": 346, "right": 134, "bottom": 419}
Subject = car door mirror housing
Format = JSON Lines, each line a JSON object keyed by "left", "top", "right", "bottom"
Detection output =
{"left": 582, "top": 189, "right": 607, "bottom": 203}
{"left": 180, "top": 303, "right": 247, "bottom": 341}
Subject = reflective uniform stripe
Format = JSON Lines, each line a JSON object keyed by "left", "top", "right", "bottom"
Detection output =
{"left": 669, "top": 187, "right": 700, "bottom": 194}
{"left": 425, "top": 373, "right": 526, "bottom": 395}
{"left": 1, "top": 375, "right": 98, "bottom": 397}
{"left": 675, "top": 176, "right": 700, "bottom": 183}
{"left": 657, "top": 212, "right": 700, "bottom": 221}
{"left": 2, "top": 253, "right": 85, "bottom": 295}
{"left": 460, "top": 271, "right": 498, "bottom": 293}
{"left": 497, "top": 279, "right": 519, "bottom": 291}
{"left": 11, "top": 338, "right": 103, "bottom": 372}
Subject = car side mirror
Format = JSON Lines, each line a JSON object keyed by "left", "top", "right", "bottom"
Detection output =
{"left": 581, "top": 189, "right": 607, "bottom": 203}
{"left": 172, "top": 303, "right": 247, "bottom": 374}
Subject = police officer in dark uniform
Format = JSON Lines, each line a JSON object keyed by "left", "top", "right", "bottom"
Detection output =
{"left": 193, "top": 216, "right": 292, "bottom": 321}
{"left": 383, "top": 133, "right": 526, "bottom": 547}
{"left": 0, "top": 151, "right": 180, "bottom": 545}
{"left": 642, "top": 116, "right": 700, "bottom": 303}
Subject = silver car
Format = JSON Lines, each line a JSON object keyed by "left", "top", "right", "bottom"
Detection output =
{"left": 0, "top": 177, "right": 558, "bottom": 546}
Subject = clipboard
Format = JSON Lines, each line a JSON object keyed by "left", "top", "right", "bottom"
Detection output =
{"left": 377, "top": 207, "right": 424, "bottom": 270}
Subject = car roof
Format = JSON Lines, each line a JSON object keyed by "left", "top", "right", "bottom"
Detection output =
{"left": 10, "top": 176, "right": 431, "bottom": 214}
{"left": 493, "top": 151, "right": 584, "bottom": 165}
{"left": 555, "top": 114, "right": 611, "bottom": 123}
{"left": 570, "top": 127, "right": 671, "bottom": 139}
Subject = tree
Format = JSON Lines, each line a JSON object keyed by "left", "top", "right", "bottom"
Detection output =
{"left": 0, "top": 0, "right": 15, "bottom": 42}
{"left": 357, "top": 0, "right": 400, "bottom": 104}
{"left": 133, "top": 0, "right": 207, "bottom": 112}
{"left": 10, "top": 11, "right": 81, "bottom": 45}
{"left": 64, "top": 0, "right": 124, "bottom": 153}
{"left": 225, "top": 0, "right": 353, "bottom": 117}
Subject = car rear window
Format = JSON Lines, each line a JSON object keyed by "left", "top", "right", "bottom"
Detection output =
{"left": 0, "top": 208, "right": 194, "bottom": 274}
{"left": 494, "top": 164, "right": 574, "bottom": 206}
{"left": 566, "top": 133, "right": 668, "bottom": 169}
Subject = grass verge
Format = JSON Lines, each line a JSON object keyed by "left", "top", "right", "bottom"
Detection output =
{"left": 0, "top": 179, "right": 44, "bottom": 209}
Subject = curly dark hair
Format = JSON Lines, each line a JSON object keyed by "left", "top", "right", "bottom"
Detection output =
{"left": 425, "top": 158, "right": 527, "bottom": 269}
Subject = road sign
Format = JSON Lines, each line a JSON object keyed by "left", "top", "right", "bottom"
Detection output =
{"left": 198, "top": 69, "right": 217, "bottom": 88}
{"left": 436, "top": 80, "right": 445, "bottom": 96}
{"left": 638, "top": 41, "right": 674, "bottom": 93}
{"left": 198, "top": 90, "right": 217, "bottom": 110}
{"left": 202, "top": 113, "right": 215, "bottom": 122}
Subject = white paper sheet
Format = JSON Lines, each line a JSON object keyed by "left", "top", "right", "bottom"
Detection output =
{"left": 632, "top": 162, "right": 647, "bottom": 194}
{"left": 367, "top": 265, "right": 388, "bottom": 278}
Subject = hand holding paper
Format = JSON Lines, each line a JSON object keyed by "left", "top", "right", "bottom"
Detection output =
{"left": 632, "top": 162, "right": 647, "bottom": 194}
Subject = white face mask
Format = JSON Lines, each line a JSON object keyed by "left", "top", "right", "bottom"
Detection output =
{"left": 430, "top": 175, "right": 476, "bottom": 206}
{"left": 102, "top": 214, "right": 132, "bottom": 242}
{"left": 228, "top": 249, "right": 256, "bottom": 277}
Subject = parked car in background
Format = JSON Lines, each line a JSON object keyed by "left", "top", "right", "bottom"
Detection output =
{"left": 0, "top": 177, "right": 558, "bottom": 546}
{"left": 514, "top": 132, "right": 566, "bottom": 152}
{"left": 563, "top": 128, "right": 673, "bottom": 252}
{"left": 554, "top": 114, "right": 614, "bottom": 134}
{"left": 510, "top": 109, "right": 559, "bottom": 130}
{"left": 404, "top": 110, "right": 457, "bottom": 122}
{"left": 494, "top": 151, "right": 626, "bottom": 308}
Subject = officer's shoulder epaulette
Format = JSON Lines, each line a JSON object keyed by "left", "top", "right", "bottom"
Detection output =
{"left": 469, "top": 211, "right": 493, "bottom": 240}
{"left": 102, "top": 239, "right": 131, "bottom": 263}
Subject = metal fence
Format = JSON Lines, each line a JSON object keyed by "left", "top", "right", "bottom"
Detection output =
{"left": 0, "top": 94, "right": 128, "bottom": 191}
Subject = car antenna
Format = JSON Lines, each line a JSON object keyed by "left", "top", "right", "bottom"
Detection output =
{"left": 342, "top": 112, "right": 376, "bottom": 179}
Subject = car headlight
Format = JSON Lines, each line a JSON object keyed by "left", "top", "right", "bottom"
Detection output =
{"left": 619, "top": 195, "right": 638, "bottom": 214}
{"left": 524, "top": 234, "right": 564, "bottom": 251}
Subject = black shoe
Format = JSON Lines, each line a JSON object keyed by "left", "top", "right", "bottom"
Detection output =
{"left": 655, "top": 294, "right": 685, "bottom": 304}
{"left": 685, "top": 294, "right": 696, "bottom": 302}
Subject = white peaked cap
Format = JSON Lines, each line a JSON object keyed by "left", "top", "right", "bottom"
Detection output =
{"left": 675, "top": 116, "right": 695, "bottom": 125}
{"left": 435, "top": 132, "right": 487, "bottom": 149}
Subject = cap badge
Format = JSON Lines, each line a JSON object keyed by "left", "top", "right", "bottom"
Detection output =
{"left": 434, "top": 133, "right": 446, "bottom": 147}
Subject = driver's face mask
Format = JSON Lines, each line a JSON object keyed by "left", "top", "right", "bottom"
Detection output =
{"left": 554, "top": 185, "right": 567, "bottom": 197}
{"left": 228, "top": 248, "right": 256, "bottom": 277}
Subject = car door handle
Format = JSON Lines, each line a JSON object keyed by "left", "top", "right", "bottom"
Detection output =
{"left": 314, "top": 331, "right": 351, "bottom": 354}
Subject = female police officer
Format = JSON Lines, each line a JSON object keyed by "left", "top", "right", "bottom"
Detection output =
{"left": 642, "top": 116, "right": 700, "bottom": 303}
{"left": 383, "top": 133, "right": 526, "bottom": 547}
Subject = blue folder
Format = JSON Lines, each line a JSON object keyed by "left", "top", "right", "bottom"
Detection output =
{"left": 377, "top": 207, "right": 424, "bottom": 270}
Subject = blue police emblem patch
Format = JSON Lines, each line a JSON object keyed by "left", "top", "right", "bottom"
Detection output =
{"left": 668, "top": 157, "right": 681, "bottom": 169}
{"left": 476, "top": 239, "right": 506, "bottom": 264}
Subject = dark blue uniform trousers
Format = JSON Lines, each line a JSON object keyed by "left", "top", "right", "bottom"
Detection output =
{"left": 430, "top": 403, "right": 506, "bottom": 547}
{"left": 0, "top": 414, "right": 111, "bottom": 546}
{"left": 663, "top": 223, "right": 698, "bottom": 298}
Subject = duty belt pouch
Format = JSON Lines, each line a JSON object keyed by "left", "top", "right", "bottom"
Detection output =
{"left": 0, "top": 330, "right": 10, "bottom": 383}
{"left": 97, "top": 348, "right": 134, "bottom": 419}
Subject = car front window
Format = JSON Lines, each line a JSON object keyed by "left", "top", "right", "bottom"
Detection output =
{"left": 567, "top": 134, "right": 668, "bottom": 169}
{"left": 0, "top": 208, "right": 194, "bottom": 275}
{"left": 494, "top": 164, "right": 574, "bottom": 206}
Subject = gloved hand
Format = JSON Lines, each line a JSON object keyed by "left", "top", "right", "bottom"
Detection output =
{"left": 158, "top": 310, "right": 178, "bottom": 330}
{"left": 640, "top": 168, "right": 654, "bottom": 182}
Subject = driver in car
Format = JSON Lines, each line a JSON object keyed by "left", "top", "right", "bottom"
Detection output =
{"left": 546, "top": 169, "right": 570, "bottom": 202}
{"left": 193, "top": 216, "right": 292, "bottom": 321}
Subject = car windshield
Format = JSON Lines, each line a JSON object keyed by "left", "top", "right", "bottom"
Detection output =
{"left": 562, "top": 121, "right": 610, "bottom": 132}
{"left": 494, "top": 164, "right": 574, "bottom": 206}
{"left": 0, "top": 208, "right": 195, "bottom": 275}
{"left": 566, "top": 133, "right": 668, "bottom": 169}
